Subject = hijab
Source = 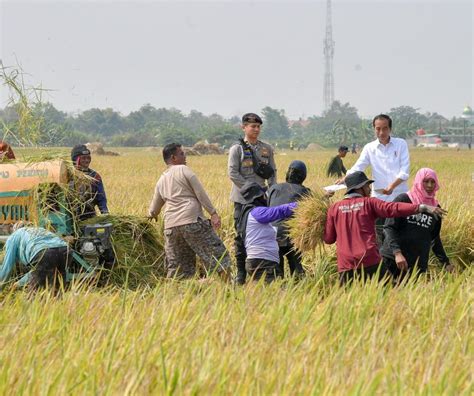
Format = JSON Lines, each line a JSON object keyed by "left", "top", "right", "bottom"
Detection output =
{"left": 407, "top": 168, "right": 439, "bottom": 206}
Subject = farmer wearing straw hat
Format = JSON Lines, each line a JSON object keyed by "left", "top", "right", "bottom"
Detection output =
{"left": 380, "top": 168, "right": 454, "bottom": 280}
{"left": 268, "top": 160, "right": 310, "bottom": 278}
{"left": 237, "top": 181, "right": 297, "bottom": 283}
{"left": 324, "top": 171, "right": 446, "bottom": 285}
{"left": 0, "top": 222, "right": 71, "bottom": 291}
{"left": 148, "top": 143, "right": 231, "bottom": 281}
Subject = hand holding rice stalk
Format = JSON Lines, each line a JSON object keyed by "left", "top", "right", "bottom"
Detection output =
{"left": 288, "top": 191, "right": 330, "bottom": 252}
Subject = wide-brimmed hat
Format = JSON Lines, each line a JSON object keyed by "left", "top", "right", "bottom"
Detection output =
{"left": 345, "top": 171, "right": 374, "bottom": 192}
{"left": 240, "top": 181, "right": 265, "bottom": 204}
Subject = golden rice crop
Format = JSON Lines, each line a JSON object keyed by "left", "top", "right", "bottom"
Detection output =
{"left": 288, "top": 191, "right": 330, "bottom": 252}
{"left": 80, "top": 214, "right": 165, "bottom": 288}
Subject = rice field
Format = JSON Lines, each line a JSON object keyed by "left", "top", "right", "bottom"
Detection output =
{"left": 0, "top": 147, "right": 473, "bottom": 394}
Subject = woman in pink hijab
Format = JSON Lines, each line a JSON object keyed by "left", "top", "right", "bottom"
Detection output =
{"left": 380, "top": 168, "right": 454, "bottom": 280}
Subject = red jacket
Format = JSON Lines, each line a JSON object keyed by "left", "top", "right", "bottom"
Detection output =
{"left": 324, "top": 196, "right": 419, "bottom": 272}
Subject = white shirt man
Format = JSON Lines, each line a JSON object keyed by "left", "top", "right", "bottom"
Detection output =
{"left": 345, "top": 115, "right": 410, "bottom": 202}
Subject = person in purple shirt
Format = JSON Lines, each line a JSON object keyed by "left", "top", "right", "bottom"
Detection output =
{"left": 236, "top": 182, "right": 297, "bottom": 283}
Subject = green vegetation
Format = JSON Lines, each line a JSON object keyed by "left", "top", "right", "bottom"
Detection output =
{"left": 1, "top": 68, "right": 469, "bottom": 148}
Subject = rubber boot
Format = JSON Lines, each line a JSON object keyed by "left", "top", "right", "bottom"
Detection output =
{"left": 234, "top": 233, "right": 247, "bottom": 285}
{"left": 234, "top": 258, "right": 247, "bottom": 285}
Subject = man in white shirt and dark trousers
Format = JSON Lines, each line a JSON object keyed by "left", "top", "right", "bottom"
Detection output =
{"left": 336, "top": 114, "right": 410, "bottom": 245}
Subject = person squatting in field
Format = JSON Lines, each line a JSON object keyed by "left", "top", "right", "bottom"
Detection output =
{"left": 324, "top": 171, "right": 447, "bottom": 285}
{"left": 228, "top": 113, "right": 277, "bottom": 285}
{"left": 267, "top": 160, "right": 310, "bottom": 278}
{"left": 148, "top": 143, "right": 231, "bottom": 281}
{"left": 236, "top": 182, "right": 297, "bottom": 283}
{"left": 336, "top": 114, "right": 411, "bottom": 246}
{"left": 0, "top": 222, "right": 71, "bottom": 291}
{"left": 380, "top": 168, "right": 454, "bottom": 281}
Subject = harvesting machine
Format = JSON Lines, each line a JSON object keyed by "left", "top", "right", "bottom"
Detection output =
{"left": 0, "top": 160, "right": 112, "bottom": 283}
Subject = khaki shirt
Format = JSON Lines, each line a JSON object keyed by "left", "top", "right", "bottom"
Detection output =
{"left": 227, "top": 139, "right": 277, "bottom": 204}
{"left": 148, "top": 165, "right": 216, "bottom": 229}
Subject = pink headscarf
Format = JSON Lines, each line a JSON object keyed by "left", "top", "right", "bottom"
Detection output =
{"left": 408, "top": 168, "right": 440, "bottom": 206}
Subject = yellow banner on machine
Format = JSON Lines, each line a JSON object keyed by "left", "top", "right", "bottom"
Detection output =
{"left": 0, "top": 160, "right": 68, "bottom": 225}
{"left": 0, "top": 195, "right": 38, "bottom": 224}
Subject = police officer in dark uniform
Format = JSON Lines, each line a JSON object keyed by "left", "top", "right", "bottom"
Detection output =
{"left": 268, "top": 160, "right": 310, "bottom": 278}
{"left": 227, "top": 113, "right": 277, "bottom": 284}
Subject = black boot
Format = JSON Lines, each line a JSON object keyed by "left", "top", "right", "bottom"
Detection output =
{"left": 234, "top": 258, "right": 247, "bottom": 285}
{"left": 234, "top": 231, "right": 247, "bottom": 285}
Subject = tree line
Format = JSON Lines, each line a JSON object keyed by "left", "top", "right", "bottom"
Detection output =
{"left": 0, "top": 100, "right": 466, "bottom": 148}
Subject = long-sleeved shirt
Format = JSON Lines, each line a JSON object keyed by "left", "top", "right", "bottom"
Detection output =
{"left": 380, "top": 193, "right": 449, "bottom": 270}
{"left": 347, "top": 137, "right": 410, "bottom": 202}
{"left": 245, "top": 203, "right": 296, "bottom": 263}
{"left": 268, "top": 182, "right": 310, "bottom": 246}
{"left": 327, "top": 155, "right": 347, "bottom": 177}
{"left": 323, "top": 196, "right": 419, "bottom": 272}
{"left": 148, "top": 165, "right": 216, "bottom": 229}
{"left": 71, "top": 168, "right": 109, "bottom": 220}
{"left": 0, "top": 227, "right": 67, "bottom": 285}
{"left": 228, "top": 140, "right": 277, "bottom": 204}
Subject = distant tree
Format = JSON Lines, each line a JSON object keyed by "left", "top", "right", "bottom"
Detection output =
{"left": 157, "top": 127, "right": 197, "bottom": 147}
{"left": 387, "top": 106, "right": 428, "bottom": 138}
{"left": 205, "top": 124, "right": 241, "bottom": 147}
{"left": 424, "top": 112, "right": 449, "bottom": 133}
{"left": 229, "top": 115, "right": 240, "bottom": 125}
{"left": 73, "top": 108, "right": 125, "bottom": 136}
{"left": 261, "top": 107, "right": 291, "bottom": 140}
{"left": 323, "top": 101, "right": 359, "bottom": 122}
{"left": 111, "top": 132, "right": 158, "bottom": 147}
{"left": 33, "top": 102, "right": 68, "bottom": 125}
{"left": 300, "top": 101, "right": 362, "bottom": 146}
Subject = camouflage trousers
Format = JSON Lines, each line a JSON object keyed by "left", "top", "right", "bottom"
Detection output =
{"left": 164, "top": 218, "right": 231, "bottom": 279}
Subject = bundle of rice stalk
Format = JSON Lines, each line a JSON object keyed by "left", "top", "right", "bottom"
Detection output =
{"left": 32, "top": 172, "right": 165, "bottom": 287}
{"left": 31, "top": 162, "right": 97, "bottom": 235}
{"left": 80, "top": 215, "right": 165, "bottom": 288}
{"left": 288, "top": 191, "right": 330, "bottom": 252}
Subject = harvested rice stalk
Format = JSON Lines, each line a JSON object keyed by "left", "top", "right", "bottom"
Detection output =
{"left": 80, "top": 215, "right": 165, "bottom": 288}
{"left": 288, "top": 191, "right": 330, "bottom": 252}
{"left": 31, "top": 162, "right": 96, "bottom": 235}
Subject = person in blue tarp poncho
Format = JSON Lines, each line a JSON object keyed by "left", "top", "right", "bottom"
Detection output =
{"left": 0, "top": 223, "right": 71, "bottom": 291}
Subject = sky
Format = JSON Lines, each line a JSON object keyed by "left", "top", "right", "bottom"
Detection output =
{"left": 0, "top": 0, "right": 472, "bottom": 119}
